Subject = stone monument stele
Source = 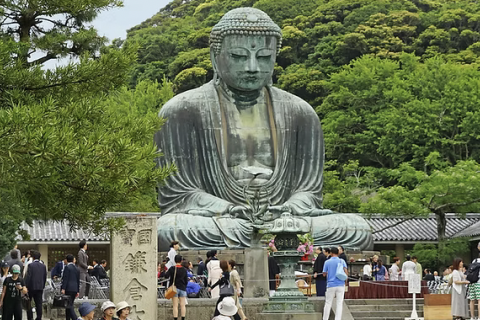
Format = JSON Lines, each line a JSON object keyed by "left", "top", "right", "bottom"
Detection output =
{"left": 110, "top": 213, "right": 158, "bottom": 320}
{"left": 155, "top": 7, "right": 373, "bottom": 252}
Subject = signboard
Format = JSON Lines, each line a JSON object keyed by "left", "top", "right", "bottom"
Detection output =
{"left": 408, "top": 274, "right": 421, "bottom": 294}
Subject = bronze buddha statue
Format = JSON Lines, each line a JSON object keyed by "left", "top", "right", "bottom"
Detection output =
{"left": 155, "top": 7, "right": 373, "bottom": 251}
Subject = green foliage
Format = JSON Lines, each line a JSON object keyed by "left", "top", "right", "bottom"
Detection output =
{"left": 361, "top": 160, "right": 480, "bottom": 217}
{"left": 407, "top": 238, "right": 470, "bottom": 271}
{"left": 173, "top": 67, "right": 208, "bottom": 93}
{"left": 320, "top": 53, "right": 480, "bottom": 171}
{"left": 0, "top": 1, "right": 175, "bottom": 247}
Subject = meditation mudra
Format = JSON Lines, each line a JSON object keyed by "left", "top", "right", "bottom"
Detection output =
{"left": 155, "top": 8, "right": 373, "bottom": 251}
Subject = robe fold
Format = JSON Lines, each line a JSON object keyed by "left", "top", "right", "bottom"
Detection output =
{"left": 155, "top": 81, "right": 373, "bottom": 251}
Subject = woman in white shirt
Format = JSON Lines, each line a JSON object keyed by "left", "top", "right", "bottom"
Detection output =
{"left": 389, "top": 257, "right": 401, "bottom": 281}
{"left": 451, "top": 258, "right": 469, "bottom": 320}
{"left": 207, "top": 250, "right": 222, "bottom": 299}
{"left": 166, "top": 241, "right": 180, "bottom": 269}
{"left": 362, "top": 258, "right": 372, "bottom": 280}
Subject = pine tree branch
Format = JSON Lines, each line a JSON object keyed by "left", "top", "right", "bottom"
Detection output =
{"left": 371, "top": 216, "right": 418, "bottom": 234}
{"left": 0, "top": 79, "right": 91, "bottom": 92}
{"left": 27, "top": 53, "right": 56, "bottom": 67}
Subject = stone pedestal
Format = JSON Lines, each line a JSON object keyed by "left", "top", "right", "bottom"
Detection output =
{"left": 244, "top": 247, "right": 269, "bottom": 298}
{"left": 111, "top": 213, "right": 158, "bottom": 320}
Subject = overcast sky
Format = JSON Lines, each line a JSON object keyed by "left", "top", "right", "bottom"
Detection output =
{"left": 93, "top": 0, "right": 171, "bottom": 41}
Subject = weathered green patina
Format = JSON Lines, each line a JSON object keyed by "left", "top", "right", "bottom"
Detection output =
{"left": 155, "top": 7, "right": 373, "bottom": 251}
{"left": 264, "top": 213, "right": 316, "bottom": 314}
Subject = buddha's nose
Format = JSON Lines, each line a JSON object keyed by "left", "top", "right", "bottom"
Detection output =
{"left": 246, "top": 56, "right": 260, "bottom": 73}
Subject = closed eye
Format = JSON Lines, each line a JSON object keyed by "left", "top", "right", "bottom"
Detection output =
{"left": 257, "top": 54, "right": 272, "bottom": 60}
{"left": 231, "top": 53, "right": 247, "bottom": 59}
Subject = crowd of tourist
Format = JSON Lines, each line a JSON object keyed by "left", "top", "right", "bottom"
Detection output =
{"left": 158, "top": 241, "right": 247, "bottom": 320}
{"left": 3, "top": 238, "right": 480, "bottom": 320}
{"left": 0, "top": 240, "right": 110, "bottom": 320}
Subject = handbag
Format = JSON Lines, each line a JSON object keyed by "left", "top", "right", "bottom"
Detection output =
{"left": 220, "top": 279, "right": 234, "bottom": 297}
{"left": 52, "top": 294, "right": 70, "bottom": 308}
{"left": 335, "top": 262, "right": 348, "bottom": 281}
{"left": 21, "top": 292, "right": 31, "bottom": 309}
{"left": 165, "top": 266, "right": 178, "bottom": 300}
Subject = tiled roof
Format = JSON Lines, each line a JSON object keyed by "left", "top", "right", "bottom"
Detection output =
{"left": 17, "top": 214, "right": 480, "bottom": 243}
{"left": 18, "top": 221, "right": 108, "bottom": 242}
{"left": 367, "top": 214, "right": 480, "bottom": 242}
{"left": 454, "top": 220, "right": 480, "bottom": 238}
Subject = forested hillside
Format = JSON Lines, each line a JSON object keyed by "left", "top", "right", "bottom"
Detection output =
{"left": 124, "top": 0, "right": 480, "bottom": 255}
{"left": 126, "top": 0, "right": 480, "bottom": 97}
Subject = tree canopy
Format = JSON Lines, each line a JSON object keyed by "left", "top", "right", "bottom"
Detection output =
{"left": 0, "top": 0, "right": 174, "bottom": 256}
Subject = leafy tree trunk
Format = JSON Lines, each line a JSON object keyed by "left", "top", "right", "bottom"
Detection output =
{"left": 435, "top": 210, "right": 447, "bottom": 268}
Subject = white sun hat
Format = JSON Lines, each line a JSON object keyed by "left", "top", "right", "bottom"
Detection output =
{"left": 217, "top": 297, "right": 238, "bottom": 316}
{"left": 115, "top": 301, "right": 131, "bottom": 313}
{"left": 101, "top": 301, "right": 116, "bottom": 312}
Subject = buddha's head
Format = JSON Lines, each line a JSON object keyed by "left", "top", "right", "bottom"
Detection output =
{"left": 210, "top": 8, "right": 282, "bottom": 92}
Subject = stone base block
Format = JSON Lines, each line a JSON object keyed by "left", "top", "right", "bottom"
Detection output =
{"left": 244, "top": 248, "right": 269, "bottom": 298}
{"left": 263, "top": 300, "right": 315, "bottom": 313}
{"left": 257, "top": 312, "right": 323, "bottom": 320}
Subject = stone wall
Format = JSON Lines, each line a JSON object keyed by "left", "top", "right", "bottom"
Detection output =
{"left": 43, "top": 298, "right": 329, "bottom": 320}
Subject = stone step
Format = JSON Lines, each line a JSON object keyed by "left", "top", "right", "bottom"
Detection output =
{"left": 350, "top": 310, "right": 424, "bottom": 318}
{"left": 345, "top": 298, "right": 424, "bottom": 305}
{"left": 348, "top": 304, "right": 423, "bottom": 311}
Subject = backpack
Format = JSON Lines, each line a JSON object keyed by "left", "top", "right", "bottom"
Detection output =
{"left": 466, "top": 260, "right": 480, "bottom": 283}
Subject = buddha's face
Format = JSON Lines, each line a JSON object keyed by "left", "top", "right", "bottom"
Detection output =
{"left": 214, "top": 35, "right": 277, "bottom": 92}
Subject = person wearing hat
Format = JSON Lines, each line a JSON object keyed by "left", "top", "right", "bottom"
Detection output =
{"left": 98, "top": 301, "right": 118, "bottom": 320}
{"left": 212, "top": 297, "right": 238, "bottom": 320}
{"left": 0, "top": 264, "right": 27, "bottom": 320}
{"left": 78, "top": 302, "right": 96, "bottom": 320}
{"left": 115, "top": 301, "right": 132, "bottom": 320}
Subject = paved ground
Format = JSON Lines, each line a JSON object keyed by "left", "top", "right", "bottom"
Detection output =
{"left": 21, "top": 309, "right": 49, "bottom": 320}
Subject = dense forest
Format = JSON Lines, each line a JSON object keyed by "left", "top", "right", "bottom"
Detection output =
{"left": 124, "top": 0, "right": 480, "bottom": 265}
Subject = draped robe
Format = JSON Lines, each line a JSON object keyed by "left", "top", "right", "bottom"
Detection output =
{"left": 155, "top": 81, "right": 373, "bottom": 251}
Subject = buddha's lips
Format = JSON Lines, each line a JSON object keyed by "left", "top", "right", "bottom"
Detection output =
{"left": 240, "top": 75, "right": 261, "bottom": 82}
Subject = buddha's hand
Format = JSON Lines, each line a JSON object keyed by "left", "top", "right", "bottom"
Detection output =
{"left": 228, "top": 205, "right": 251, "bottom": 219}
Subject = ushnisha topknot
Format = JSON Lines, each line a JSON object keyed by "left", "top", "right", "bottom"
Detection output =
{"left": 210, "top": 7, "right": 283, "bottom": 55}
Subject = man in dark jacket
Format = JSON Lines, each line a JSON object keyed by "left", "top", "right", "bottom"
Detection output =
{"left": 25, "top": 250, "right": 47, "bottom": 320}
{"left": 423, "top": 269, "right": 435, "bottom": 281}
{"left": 61, "top": 254, "right": 80, "bottom": 320}
{"left": 93, "top": 260, "right": 108, "bottom": 281}
{"left": 338, "top": 246, "right": 348, "bottom": 265}
{"left": 313, "top": 246, "right": 327, "bottom": 296}
{"left": 197, "top": 257, "right": 206, "bottom": 276}
{"left": 51, "top": 258, "right": 67, "bottom": 280}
